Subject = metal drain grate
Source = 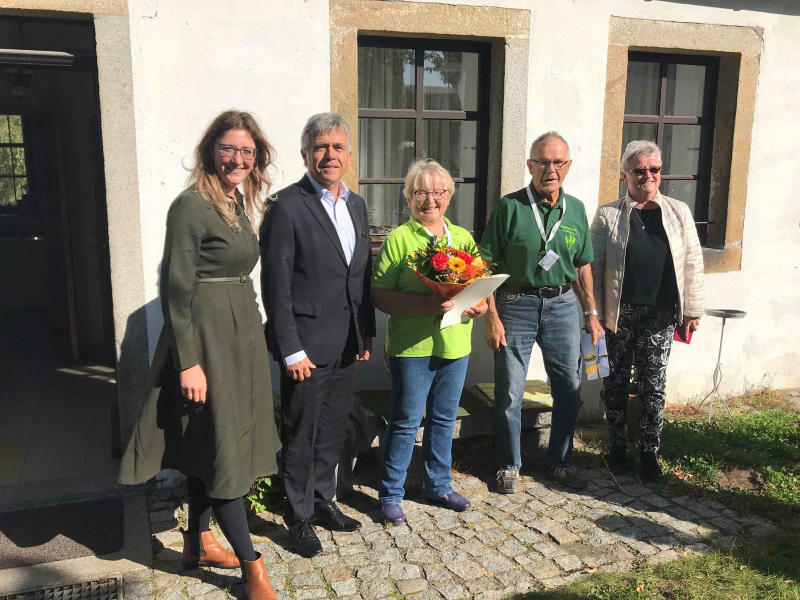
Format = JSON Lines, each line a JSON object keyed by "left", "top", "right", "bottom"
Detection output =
{"left": 0, "top": 577, "right": 119, "bottom": 600}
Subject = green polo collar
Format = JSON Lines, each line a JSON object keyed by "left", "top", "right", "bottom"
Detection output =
{"left": 407, "top": 216, "right": 455, "bottom": 238}
{"left": 529, "top": 183, "right": 564, "bottom": 210}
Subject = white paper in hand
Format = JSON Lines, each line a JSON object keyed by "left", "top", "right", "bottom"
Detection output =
{"left": 440, "top": 274, "right": 509, "bottom": 329}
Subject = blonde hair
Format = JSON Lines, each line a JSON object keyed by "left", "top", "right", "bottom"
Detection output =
{"left": 402, "top": 159, "right": 456, "bottom": 202}
{"left": 189, "top": 110, "right": 276, "bottom": 230}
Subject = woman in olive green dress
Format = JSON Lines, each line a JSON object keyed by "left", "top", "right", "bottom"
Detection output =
{"left": 120, "top": 110, "right": 280, "bottom": 599}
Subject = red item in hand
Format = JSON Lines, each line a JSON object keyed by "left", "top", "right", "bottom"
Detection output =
{"left": 673, "top": 327, "right": 692, "bottom": 344}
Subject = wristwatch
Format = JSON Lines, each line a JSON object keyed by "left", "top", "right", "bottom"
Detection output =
{"left": 583, "top": 310, "right": 598, "bottom": 317}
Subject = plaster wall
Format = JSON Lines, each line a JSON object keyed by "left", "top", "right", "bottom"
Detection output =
{"left": 386, "top": 0, "right": 800, "bottom": 409}
{"left": 120, "top": 0, "right": 799, "bottom": 414}
{"left": 126, "top": 0, "right": 331, "bottom": 371}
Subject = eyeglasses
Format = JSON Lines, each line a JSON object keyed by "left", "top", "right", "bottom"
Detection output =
{"left": 529, "top": 159, "right": 570, "bottom": 171}
{"left": 633, "top": 166, "right": 662, "bottom": 176}
{"left": 413, "top": 189, "right": 448, "bottom": 201}
{"left": 218, "top": 144, "right": 256, "bottom": 160}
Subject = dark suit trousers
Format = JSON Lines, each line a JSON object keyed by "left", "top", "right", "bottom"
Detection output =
{"left": 279, "top": 328, "right": 357, "bottom": 525}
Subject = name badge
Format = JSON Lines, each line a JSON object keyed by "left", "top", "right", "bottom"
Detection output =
{"left": 538, "top": 249, "right": 559, "bottom": 271}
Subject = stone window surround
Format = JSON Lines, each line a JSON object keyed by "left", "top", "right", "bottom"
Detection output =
{"left": 329, "top": 0, "right": 531, "bottom": 218}
{"left": 600, "top": 16, "right": 762, "bottom": 273}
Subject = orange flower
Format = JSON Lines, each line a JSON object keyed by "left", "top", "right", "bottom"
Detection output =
{"left": 448, "top": 256, "right": 466, "bottom": 273}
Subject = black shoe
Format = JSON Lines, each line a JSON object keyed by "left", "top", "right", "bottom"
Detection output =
{"left": 288, "top": 519, "right": 322, "bottom": 558}
{"left": 640, "top": 451, "right": 663, "bottom": 482}
{"left": 608, "top": 445, "right": 629, "bottom": 475}
{"left": 312, "top": 500, "right": 362, "bottom": 532}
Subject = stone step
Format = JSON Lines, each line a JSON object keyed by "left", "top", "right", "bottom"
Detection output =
{"left": 354, "top": 380, "right": 553, "bottom": 447}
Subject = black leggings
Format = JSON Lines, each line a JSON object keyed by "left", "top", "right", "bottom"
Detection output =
{"left": 186, "top": 476, "right": 257, "bottom": 562}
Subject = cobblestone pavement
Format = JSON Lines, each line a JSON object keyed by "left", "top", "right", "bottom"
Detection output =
{"left": 122, "top": 465, "right": 776, "bottom": 600}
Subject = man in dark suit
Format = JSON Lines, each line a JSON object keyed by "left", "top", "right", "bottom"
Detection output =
{"left": 260, "top": 113, "right": 375, "bottom": 558}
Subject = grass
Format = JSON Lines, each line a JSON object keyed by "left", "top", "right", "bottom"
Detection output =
{"left": 521, "top": 552, "right": 800, "bottom": 599}
{"left": 520, "top": 388, "right": 800, "bottom": 600}
{"left": 660, "top": 409, "right": 800, "bottom": 510}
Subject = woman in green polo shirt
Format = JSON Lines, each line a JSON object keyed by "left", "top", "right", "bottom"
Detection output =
{"left": 371, "top": 159, "right": 487, "bottom": 525}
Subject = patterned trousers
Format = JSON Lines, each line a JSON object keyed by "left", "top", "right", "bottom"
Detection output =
{"left": 602, "top": 304, "right": 676, "bottom": 454}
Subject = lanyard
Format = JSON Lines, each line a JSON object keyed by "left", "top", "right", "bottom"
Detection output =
{"left": 423, "top": 221, "right": 452, "bottom": 247}
{"left": 526, "top": 185, "right": 566, "bottom": 250}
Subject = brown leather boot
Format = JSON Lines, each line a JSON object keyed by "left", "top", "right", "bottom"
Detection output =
{"left": 242, "top": 553, "right": 277, "bottom": 600}
{"left": 181, "top": 527, "right": 240, "bottom": 569}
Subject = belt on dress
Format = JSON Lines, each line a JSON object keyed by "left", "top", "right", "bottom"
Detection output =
{"left": 196, "top": 275, "right": 250, "bottom": 284}
{"left": 514, "top": 282, "right": 572, "bottom": 298}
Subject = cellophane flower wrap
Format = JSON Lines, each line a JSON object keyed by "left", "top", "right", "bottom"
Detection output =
{"left": 407, "top": 237, "right": 492, "bottom": 299}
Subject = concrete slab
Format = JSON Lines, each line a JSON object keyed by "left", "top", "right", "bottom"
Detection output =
{"left": 0, "top": 495, "right": 152, "bottom": 595}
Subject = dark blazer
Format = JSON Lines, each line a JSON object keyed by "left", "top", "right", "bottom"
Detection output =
{"left": 259, "top": 174, "right": 376, "bottom": 366}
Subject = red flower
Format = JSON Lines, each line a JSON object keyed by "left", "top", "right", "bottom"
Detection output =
{"left": 431, "top": 252, "right": 450, "bottom": 271}
{"left": 456, "top": 250, "right": 473, "bottom": 265}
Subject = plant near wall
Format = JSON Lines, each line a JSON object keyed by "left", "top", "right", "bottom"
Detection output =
{"left": 246, "top": 477, "right": 281, "bottom": 514}
{"left": 246, "top": 393, "right": 283, "bottom": 514}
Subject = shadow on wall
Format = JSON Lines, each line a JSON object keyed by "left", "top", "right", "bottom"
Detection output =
{"left": 116, "top": 299, "right": 158, "bottom": 457}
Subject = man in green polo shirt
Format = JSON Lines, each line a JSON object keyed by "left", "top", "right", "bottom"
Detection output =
{"left": 479, "top": 131, "right": 603, "bottom": 492}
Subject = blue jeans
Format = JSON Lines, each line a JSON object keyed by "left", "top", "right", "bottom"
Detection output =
{"left": 379, "top": 355, "right": 469, "bottom": 505}
{"left": 493, "top": 288, "right": 582, "bottom": 469}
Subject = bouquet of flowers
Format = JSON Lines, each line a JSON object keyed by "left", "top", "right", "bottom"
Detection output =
{"left": 407, "top": 237, "right": 492, "bottom": 299}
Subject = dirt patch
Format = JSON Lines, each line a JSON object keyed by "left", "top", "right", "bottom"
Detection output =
{"left": 658, "top": 580, "right": 689, "bottom": 599}
{"left": 717, "top": 466, "right": 767, "bottom": 492}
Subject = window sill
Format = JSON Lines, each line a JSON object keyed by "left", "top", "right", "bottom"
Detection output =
{"left": 703, "top": 246, "right": 741, "bottom": 273}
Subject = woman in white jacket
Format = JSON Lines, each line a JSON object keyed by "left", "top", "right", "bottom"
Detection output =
{"left": 590, "top": 140, "right": 704, "bottom": 481}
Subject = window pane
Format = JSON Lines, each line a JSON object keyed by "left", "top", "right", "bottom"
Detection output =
{"left": 622, "top": 122, "right": 657, "bottom": 149}
{"left": 358, "top": 46, "right": 414, "bottom": 109}
{"left": 0, "top": 116, "right": 9, "bottom": 144}
{"left": 666, "top": 64, "right": 707, "bottom": 117}
{"left": 9, "top": 115, "right": 23, "bottom": 143}
{"left": 662, "top": 179, "right": 699, "bottom": 217}
{"left": 424, "top": 120, "right": 476, "bottom": 178}
{"left": 662, "top": 124, "right": 701, "bottom": 174}
{"left": 11, "top": 147, "right": 25, "bottom": 175}
{"left": 358, "top": 118, "right": 415, "bottom": 179}
{"left": 450, "top": 183, "right": 475, "bottom": 233}
{"left": 423, "top": 51, "right": 478, "bottom": 111}
{"left": 0, "top": 147, "right": 12, "bottom": 175}
{"left": 361, "top": 183, "right": 406, "bottom": 234}
{"left": 15, "top": 177, "right": 27, "bottom": 200}
{"left": 0, "top": 178, "right": 15, "bottom": 206}
{"left": 625, "top": 61, "right": 660, "bottom": 114}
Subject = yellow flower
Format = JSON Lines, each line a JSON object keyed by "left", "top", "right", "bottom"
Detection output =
{"left": 448, "top": 256, "right": 466, "bottom": 273}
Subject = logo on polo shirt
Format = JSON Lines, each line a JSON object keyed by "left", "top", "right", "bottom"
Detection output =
{"left": 562, "top": 225, "right": 578, "bottom": 250}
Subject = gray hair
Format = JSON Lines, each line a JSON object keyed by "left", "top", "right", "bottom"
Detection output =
{"left": 530, "top": 131, "right": 570, "bottom": 159}
{"left": 301, "top": 112, "right": 352, "bottom": 154}
{"left": 621, "top": 140, "right": 662, "bottom": 173}
{"left": 402, "top": 158, "right": 456, "bottom": 202}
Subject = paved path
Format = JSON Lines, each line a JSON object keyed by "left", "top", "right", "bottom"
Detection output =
{"left": 121, "top": 466, "right": 774, "bottom": 599}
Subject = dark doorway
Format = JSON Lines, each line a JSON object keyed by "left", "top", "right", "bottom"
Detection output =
{"left": 0, "top": 15, "right": 118, "bottom": 492}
